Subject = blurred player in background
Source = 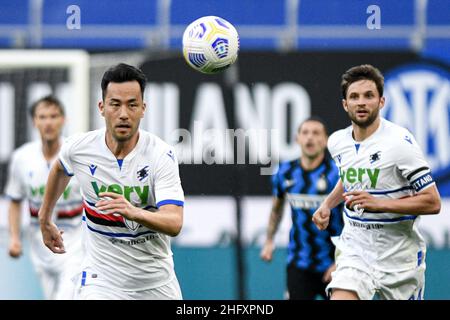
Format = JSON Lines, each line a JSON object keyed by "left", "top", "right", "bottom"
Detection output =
{"left": 261, "top": 117, "right": 344, "bottom": 300}
{"left": 5, "top": 95, "right": 83, "bottom": 299}
{"left": 313, "top": 64, "right": 441, "bottom": 300}
{"left": 39, "top": 63, "right": 184, "bottom": 300}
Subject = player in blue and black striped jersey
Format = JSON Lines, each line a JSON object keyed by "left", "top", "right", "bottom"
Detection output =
{"left": 261, "top": 117, "right": 343, "bottom": 300}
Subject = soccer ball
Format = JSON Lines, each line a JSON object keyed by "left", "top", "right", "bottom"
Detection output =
{"left": 182, "top": 16, "right": 239, "bottom": 74}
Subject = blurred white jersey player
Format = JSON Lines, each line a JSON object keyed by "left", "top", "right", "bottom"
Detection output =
{"left": 312, "top": 65, "right": 441, "bottom": 300}
{"left": 39, "top": 63, "right": 184, "bottom": 300}
{"left": 5, "top": 96, "right": 83, "bottom": 300}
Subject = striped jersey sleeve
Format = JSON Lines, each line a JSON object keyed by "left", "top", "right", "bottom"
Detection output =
{"left": 154, "top": 146, "right": 184, "bottom": 208}
{"left": 395, "top": 131, "right": 435, "bottom": 193}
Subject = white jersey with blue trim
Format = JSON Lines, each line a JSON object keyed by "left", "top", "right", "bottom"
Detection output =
{"left": 4, "top": 140, "right": 83, "bottom": 272}
{"left": 328, "top": 118, "right": 434, "bottom": 272}
{"left": 59, "top": 128, "right": 184, "bottom": 291}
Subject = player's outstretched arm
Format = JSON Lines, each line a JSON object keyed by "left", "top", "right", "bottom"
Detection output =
{"left": 8, "top": 200, "right": 22, "bottom": 258}
{"left": 153, "top": 204, "right": 183, "bottom": 236}
{"left": 322, "top": 263, "right": 336, "bottom": 283}
{"left": 312, "top": 180, "right": 345, "bottom": 230}
{"left": 344, "top": 184, "right": 441, "bottom": 215}
{"left": 260, "top": 197, "right": 285, "bottom": 262}
{"left": 96, "top": 192, "right": 183, "bottom": 236}
{"left": 38, "top": 161, "right": 72, "bottom": 254}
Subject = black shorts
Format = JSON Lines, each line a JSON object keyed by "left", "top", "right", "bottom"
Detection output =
{"left": 287, "top": 263, "right": 328, "bottom": 300}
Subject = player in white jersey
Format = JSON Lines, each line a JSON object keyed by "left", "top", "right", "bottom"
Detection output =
{"left": 312, "top": 64, "right": 441, "bottom": 300}
{"left": 5, "top": 95, "right": 83, "bottom": 299}
{"left": 39, "top": 63, "right": 184, "bottom": 300}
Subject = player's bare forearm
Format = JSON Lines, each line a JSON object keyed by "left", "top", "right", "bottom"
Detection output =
{"left": 8, "top": 200, "right": 23, "bottom": 257}
{"left": 96, "top": 192, "right": 183, "bottom": 236}
{"left": 138, "top": 205, "right": 183, "bottom": 237}
{"left": 266, "top": 197, "right": 285, "bottom": 241}
{"left": 37, "top": 162, "right": 68, "bottom": 254}
{"left": 8, "top": 200, "right": 22, "bottom": 241}
{"left": 344, "top": 184, "right": 441, "bottom": 215}
{"left": 313, "top": 181, "right": 344, "bottom": 231}
{"left": 260, "top": 197, "right": 284, "bottom": 262}
{"left": 120, "top": 205, "right": 183, "bottom": 236}
{"left": 38, "top": 161, "right": 71, "bottom": 224}
{"left": 323, "top": 180, "right": 345, "bottom": 210}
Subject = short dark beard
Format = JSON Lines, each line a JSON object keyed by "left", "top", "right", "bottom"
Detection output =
{"left": 348, "top": 108, "right": 379, "bottom": 128}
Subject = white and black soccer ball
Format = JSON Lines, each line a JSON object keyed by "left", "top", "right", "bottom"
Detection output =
{"left": 182, "top": 16, "right": 239, "bottom": 74}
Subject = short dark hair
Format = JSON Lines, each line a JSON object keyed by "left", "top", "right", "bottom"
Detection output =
{"left": 29, "top": 95, "right": 65, "bottom": 118}
{"left": 101, "top": 63, "right": 147, "bottom": 100}
{"left": 341, "top": 64, "right": 384, "bottom": 99}
{"left": 297, "top": 116, "right": 329, "bottom": 136}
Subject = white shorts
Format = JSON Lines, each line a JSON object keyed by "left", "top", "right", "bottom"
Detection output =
{"left": 30, "top": 223, "right": 83, "bottom": 300}
{"left": 73, "top": 273, "right": 182, "bottom": 300}
{"left": 327, "top": 250, "right": 426, "bottom": 300}
{"left": 36, "top": 266, "right": 78, "bottom": 300}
